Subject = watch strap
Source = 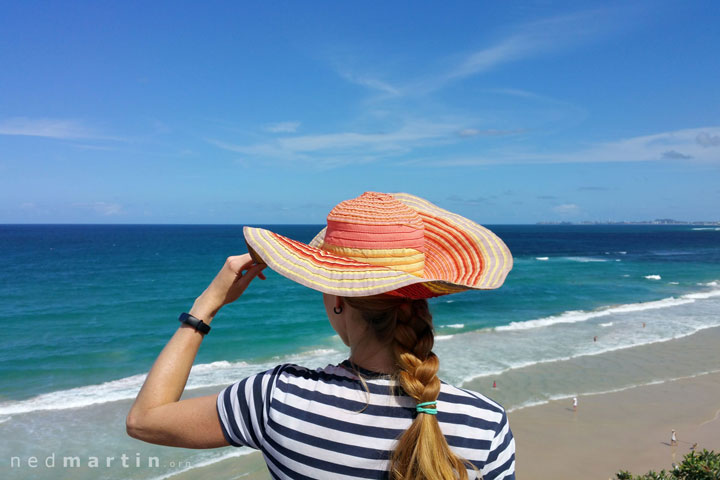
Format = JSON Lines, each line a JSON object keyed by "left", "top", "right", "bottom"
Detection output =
{"left": 178, "top": 312, "right": 211, "bottom": 335}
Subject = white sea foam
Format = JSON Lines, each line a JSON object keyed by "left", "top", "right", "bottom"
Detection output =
{"left": 0, "top": 348, "right": 344, "bottom": 416}
{"left": 599, "top": 322, "right": 613, "bottom": 327}
{"left": 461, "top": 323, "right": 720, "bottom": 387}
{"left": 645, "top": 275, "right": 661, "bottom": 280}
{"left": 496, "top": 309, "right": 611, "bottom": 330}
{"left": 669, "top": 282, "right": 679, "bottom": 285}
{"left": 692, "top": 227, "right": 720, "bottom": 231}
{"left": 506, "top": 399, "right": 551, "bottom": 412}
{"left": 685, "top": 290, "right": 720, "bottom": 300}
{"left": 496, "top": 295, "right": 697, "bottom": 331}
{"left": 435, "top": 335, "right": 454, "bottom": 341}
{"left": 562, "top": 256, "right": 607, "bottom": 262}
{"left": 618, "top": 251, "right": 627, "bottom": 254}
{"left": 443, "top": 324, "right": 464, "bottom": 329}
{"left": 535, "top": 257, "right": 549, "bottom": 261}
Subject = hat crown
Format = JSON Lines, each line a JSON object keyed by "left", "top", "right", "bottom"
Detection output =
{"left": 327, "top": 192, "right": 424, "bottom": 230}
{"left": 321, "top": 192, "right": 426, "bottom": 276}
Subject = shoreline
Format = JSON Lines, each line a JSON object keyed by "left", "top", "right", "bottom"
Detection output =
{"left": 461, "top": 324, "right": 720, "bottom": 412}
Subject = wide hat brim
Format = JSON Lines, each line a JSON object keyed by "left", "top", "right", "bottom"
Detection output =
{"left": 244, "top": 193, "right": 512, "bottom": 299}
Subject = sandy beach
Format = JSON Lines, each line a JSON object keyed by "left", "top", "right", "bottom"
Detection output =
{"left": 165, "top": 327, "right": 720, "bottom": 480}
{"left": 509, "top": 371, "right": 720, "bottom": 479}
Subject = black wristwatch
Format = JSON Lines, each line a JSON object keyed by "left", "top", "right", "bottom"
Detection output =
{"left": 178, "top": 312, "right": 211, "bottom": 335}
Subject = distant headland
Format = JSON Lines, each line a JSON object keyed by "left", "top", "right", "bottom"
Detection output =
{"left": 536, "top": 219, "right": 720, "bottom": 225}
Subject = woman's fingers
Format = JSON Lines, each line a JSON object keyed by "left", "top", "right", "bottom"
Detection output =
{"left": 226, "top": 253, "right": 254, "bottom": 274}
{"left": 212, "top": 256, "right": 266, "bottom": 306}
{"left": 194, "top": 254, "right": 266, "bottom": 316}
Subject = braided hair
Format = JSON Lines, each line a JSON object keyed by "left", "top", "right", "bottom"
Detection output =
{"left": 343, "top": 296, "right": 473, "bottom": 480}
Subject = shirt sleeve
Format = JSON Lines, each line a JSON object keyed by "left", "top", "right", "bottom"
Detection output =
{"left": 480, "top": 409, "right": 516, "bottom": 480}
{"left": 216, "top": 364, "right": 285, "bottom": 449}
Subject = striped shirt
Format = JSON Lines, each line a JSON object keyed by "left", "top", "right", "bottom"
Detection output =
{"left": 217, "top": 361, "right": 515, "bottom": 479}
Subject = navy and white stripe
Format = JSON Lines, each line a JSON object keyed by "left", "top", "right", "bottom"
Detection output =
{"left": 217, "top": 362, "right": 515, "bottom": 479}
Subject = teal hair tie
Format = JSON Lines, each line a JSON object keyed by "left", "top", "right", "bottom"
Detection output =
{"left": 416, "top": 401, "right": 438, "bottom": 415}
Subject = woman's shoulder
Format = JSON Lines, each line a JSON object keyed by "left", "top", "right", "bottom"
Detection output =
{"left": 438, "top": 382, "right": 508, "bottom": 416}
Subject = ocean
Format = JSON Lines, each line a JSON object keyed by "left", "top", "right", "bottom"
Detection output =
{"left": 1, "top": 224, "right": 719, "bottom": 479}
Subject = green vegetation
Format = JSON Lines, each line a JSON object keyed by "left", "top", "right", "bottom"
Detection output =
{"left": 616, "top": 450, "right": 720, "bottom": 480}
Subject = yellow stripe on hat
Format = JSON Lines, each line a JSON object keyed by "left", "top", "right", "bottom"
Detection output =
{"left": 321, "top": 244, "right": 425, "bottom": 276}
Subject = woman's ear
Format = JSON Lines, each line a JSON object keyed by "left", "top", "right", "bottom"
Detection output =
{"left": 324, "top": 294, "right": 350, "bottom": 345}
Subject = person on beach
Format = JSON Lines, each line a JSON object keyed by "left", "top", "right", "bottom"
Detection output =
{"left": 573, "top": 397, "right": 578, "bottom": 412}
{"left": 671, "top": 429, "right": 678, "bottom": 446}
{"left": 126, "top": 192, "right": 516, "bottom": 480}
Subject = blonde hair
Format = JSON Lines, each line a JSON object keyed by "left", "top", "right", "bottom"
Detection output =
{"left": 344, "top": 295, "right": 474, "bottom": 480}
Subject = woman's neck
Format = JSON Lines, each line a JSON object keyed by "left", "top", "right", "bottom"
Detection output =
{"left": 349, "top": 341, "right": 396, "bottom": 375}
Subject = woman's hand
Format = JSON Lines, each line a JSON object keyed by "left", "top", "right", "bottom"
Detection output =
{"left": 126, "top": 253, "right": 266, "bottom": 448}
{"left": 190, "top": 254, "right": 266, "bottom": 322}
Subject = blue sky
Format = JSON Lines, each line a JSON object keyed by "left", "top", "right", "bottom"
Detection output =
{"left": 1, "top": 1, "right": 718, "bottom": 224}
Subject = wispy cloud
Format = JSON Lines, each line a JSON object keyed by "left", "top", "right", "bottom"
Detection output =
{"left": 264, "top": 121, "right": 301, "bottom": 133}
{"left": 696, "top": 132, "right": 720, "bottom": 147}
{"left": 209, "top": 7, "right": 639, "bottom": 169}
{"left": 336, "top": 9, "right": 628, "bottom": 97}
{"left": 209, "top": 119, "right": 462, "bottom": 165}
{"left": 338, "top": 72, "right": 400, "bottom": 95}
{"left": 662, "top": 150, "right": 692, "bottom": 160}
{"left": 578, "top": 186, "right": 610, "bottom": 191}
{"left": 458, "top": 128, "right": 526, "bottom": 138}
{"left": 0, "top": 117, "right": 120, "bottom": 141}
{"left": 407, "top": 126, "right": 720, "bottom": 166}
{"left": 553, "top": 203, "right": 581, "bottom": 215}
{"left": 438, "top": 12, "right": 611, "bottom": 85}
{"left": 446, "top": 194, "right": 495, "bottom": 206}
{"left": 73, "top": 202, "right": 125, "bottom": 216}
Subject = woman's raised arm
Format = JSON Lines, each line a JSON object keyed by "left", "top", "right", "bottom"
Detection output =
{"left": 125, "top": 254, "right": 265, "bottom": 448}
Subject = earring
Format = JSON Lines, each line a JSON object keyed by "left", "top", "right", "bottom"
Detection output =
{"left": 333, "top": 306, "right": 343, "bottom": 314}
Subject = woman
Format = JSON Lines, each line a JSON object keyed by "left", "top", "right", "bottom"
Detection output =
{"left": 127, "top": 192, "right": 516, "bottom": 479}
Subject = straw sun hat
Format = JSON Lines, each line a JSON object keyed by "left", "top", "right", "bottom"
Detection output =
{"left": 244, "top": 192, "right": 513, "bottom": 299}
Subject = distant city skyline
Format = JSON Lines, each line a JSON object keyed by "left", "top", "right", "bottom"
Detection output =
{"left": 1, "top": 1, "right": 718, "bottom": 224}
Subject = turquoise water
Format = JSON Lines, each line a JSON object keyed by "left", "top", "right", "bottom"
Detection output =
{"left": 2, "top": 224, "right": 719, "bottom": 400}
{"left": 1, "top": 224, "right": 719, "bottom": 479}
